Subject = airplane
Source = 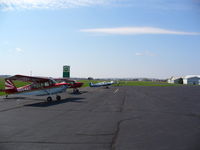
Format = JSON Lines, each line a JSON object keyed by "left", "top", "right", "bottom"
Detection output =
{"left": 0, "top": 75, "right": 69, "bottom": 102}
{"left": 54, "top": 78, "right": 84, "bottom": 93}
{"left": 89, "top": 81, "right": 114, "bottom": 88}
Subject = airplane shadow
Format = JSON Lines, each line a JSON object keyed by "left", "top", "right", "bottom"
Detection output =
{"left": 69, "top": 91, "right": 88, "bottom": 95}
{"left": 3, "top": 97, "right": 26, "bottom": 100}
{"left": 24, "top": 97, "right": 85, "bottom": 107}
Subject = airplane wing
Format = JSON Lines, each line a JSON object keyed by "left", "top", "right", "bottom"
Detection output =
{"left": 4, "top": 75, "right": 69, "bottom": 101}
{"left": 54, "top": 78, "right": 83, "bottom": 88}
{"left": 6, "top": 75, "right": 54, "bottom": 83}
{"left": 90, "top": 81, "right": 114, "bottom": 87}
{"left": 54, "top": 78, "right": 74, "bottom": 83}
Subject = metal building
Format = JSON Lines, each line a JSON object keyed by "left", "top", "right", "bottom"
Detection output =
{"left": 183, "top": 75, "right": 200, "bottom": 85}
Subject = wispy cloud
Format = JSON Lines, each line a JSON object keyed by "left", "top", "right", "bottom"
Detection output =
{"left": 1, "top": 0, "right": 199, "bottom": 11}
{"left": 80, "top": 27, "right": 200, "bottom": 35}
{"left": 0, "top": 0, "right": 115, "bottom": 11}
{"left": 15, "top": 48, "right": 23, "bottom": 53}
{"left": 135, "top": 51, "right": 156, "bottom": 57}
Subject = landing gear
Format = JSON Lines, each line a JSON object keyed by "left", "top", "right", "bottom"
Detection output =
{"left": 46, "top": 95, "right": 62, "bottom": 102}
{"left": 73, "top": 88, "right": 80, "bottom": 94}
{"left": 47, "top": 96, "right": 52, "bottom": 102}
{"left": 56, "top": 95, "right": 61, "bottom": 101}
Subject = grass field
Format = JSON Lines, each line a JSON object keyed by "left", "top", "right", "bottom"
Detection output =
{"left": 113, "top": 81, "right": 181, "bottom": 86}
{"left": 78, "top": 80, "right": 181, "bottom": 87}
{"left": 0, "top": 78, "right": 29, "bottom": 96}
{"left": 0, "top": 78, "right": 5, "bottom": 96}
{"left": 77, "top": 80, "right": 104, "bottom": 87}
{"left": 0, "top": 78, "right": 181, "bottom": 96}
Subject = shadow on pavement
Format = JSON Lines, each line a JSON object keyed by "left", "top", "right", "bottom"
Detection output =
{"left": 24, "top": 97, "right": 85, "bottom": 107}
{"left": 3, "top": 97, "right": 26, "bottom": 100}
{"left": 69, "top": 91, "right": 88, "bottom": 95}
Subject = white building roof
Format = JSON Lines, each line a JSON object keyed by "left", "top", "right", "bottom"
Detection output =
{"left": 169, "top": 76, "right": 182, "bottom": 80}
{"left": 184, "top": 75, "right": 200, "bottom": 79}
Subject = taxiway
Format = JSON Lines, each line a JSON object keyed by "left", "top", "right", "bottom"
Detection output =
{"left": 0, "top": 86, "right": 200, "bottom": 150}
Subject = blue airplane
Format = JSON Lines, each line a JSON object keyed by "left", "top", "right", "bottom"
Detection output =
{"left": 89, "top": 81, "right": 114, "bottom": 88}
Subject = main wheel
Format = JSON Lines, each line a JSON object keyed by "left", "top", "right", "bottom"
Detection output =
{"left": 76, "top": 89, "right": 80, "bottom": 93}
{"left": 47, "top": 96, "right": 52, "bottom": 102}
{"left": 56, "top": 95, "right": 61, "bottom": 101}
{"left": 73, "top": 88, "right": 80, "bottom": 94}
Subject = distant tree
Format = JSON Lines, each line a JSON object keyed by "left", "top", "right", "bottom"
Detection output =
{"left": 88, "top": 77, "right": 93, "bottom": 80}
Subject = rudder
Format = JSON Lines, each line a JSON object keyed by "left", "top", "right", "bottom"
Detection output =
{"left": 5, "top": 79, "right": 17, "bottom": 93}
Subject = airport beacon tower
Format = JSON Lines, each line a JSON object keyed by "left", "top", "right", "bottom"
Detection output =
{"left": 63, "top": 65, "right": 70, "bottom": 78}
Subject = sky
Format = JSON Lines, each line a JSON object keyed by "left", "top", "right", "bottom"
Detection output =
{"left": 0, "top": 0, "right": 200, "bottom": 79}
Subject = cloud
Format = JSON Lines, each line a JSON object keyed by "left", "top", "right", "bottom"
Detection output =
{"left": 135, "top": 51, "right": 156, "bottom": 57}
{"left": 80, "top": 27, "right": 200, "bottom": 35}
{"left": 1, "top": 0, "right": 198, "bottom": 11}
{"left": 0, "top": 0, "right": 115, "bottom": 11}
{"left": 15, "top": 48, "right": 23, "bottom": 53}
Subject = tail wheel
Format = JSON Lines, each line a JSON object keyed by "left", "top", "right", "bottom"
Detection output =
{"left": 56, "top": 95, "right": 61, "bottom": 101}
{"left": 47, "top": 97, "right": 52, "bottom": 102}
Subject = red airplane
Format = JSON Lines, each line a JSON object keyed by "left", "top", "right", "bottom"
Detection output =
{"left": 0, "top": 75, "right": 68, "bottom": 102}
{"left": 54, "top": 78, "right": 84, "bottom": 93}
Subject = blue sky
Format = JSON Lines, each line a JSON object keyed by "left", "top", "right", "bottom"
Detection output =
{"left": 0, "top": 0, "right": 200, "bottom": 78}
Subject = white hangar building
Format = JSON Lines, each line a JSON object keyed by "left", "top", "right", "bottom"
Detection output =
{"left": 183, "top": 75, "right": 200, "bottom": 85}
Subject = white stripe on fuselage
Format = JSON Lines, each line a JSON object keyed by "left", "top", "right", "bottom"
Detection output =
{"left": 16, "top": 85, "right": 67, "bottom": 96}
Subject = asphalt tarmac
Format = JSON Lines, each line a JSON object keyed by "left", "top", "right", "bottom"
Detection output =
{"left": 0, "top": 86, "right": 200, "bottom": 150}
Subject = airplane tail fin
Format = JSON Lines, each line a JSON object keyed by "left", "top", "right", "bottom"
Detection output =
{"left": 5, "top": 79, "right": 17, "bottom": 93}
{"left": 89, "top": 82, "right": 93, "bottom": 87}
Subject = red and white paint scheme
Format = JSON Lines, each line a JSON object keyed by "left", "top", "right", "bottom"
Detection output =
{"left": 54, "top": 78, "right": 84, "bottom": 93}
{"left": 5, "top": 79, "right": 17, "bottom": 93}
{"left": 1, "top": 75, "right": 68, "bottom": 102}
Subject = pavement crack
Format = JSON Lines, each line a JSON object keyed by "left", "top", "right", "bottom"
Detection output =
{"left": 119, "top": 90, "right": 127, "bottom": 112}
{"left": 0, "top": 141, "right": 109, "bottom": 145}
{"left": 77, "top": 133, "right": 114, "bottom": 136}
{"left": 111, "top": 118, "right": 132, "bottom": 150}
{"left": 111, "top": 89, "right": 128, "bottom": 150}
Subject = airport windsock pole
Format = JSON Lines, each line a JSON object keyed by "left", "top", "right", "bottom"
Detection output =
{"left": 63, "top": 65, "right": 70, "bottom": 78}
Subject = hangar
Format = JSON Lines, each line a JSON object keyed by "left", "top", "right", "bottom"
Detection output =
{"left": 183, "top": 75, "right": 200, "bottom": 85}
{"left": 167, "top": 76, "right": 183, "bottom": 84}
